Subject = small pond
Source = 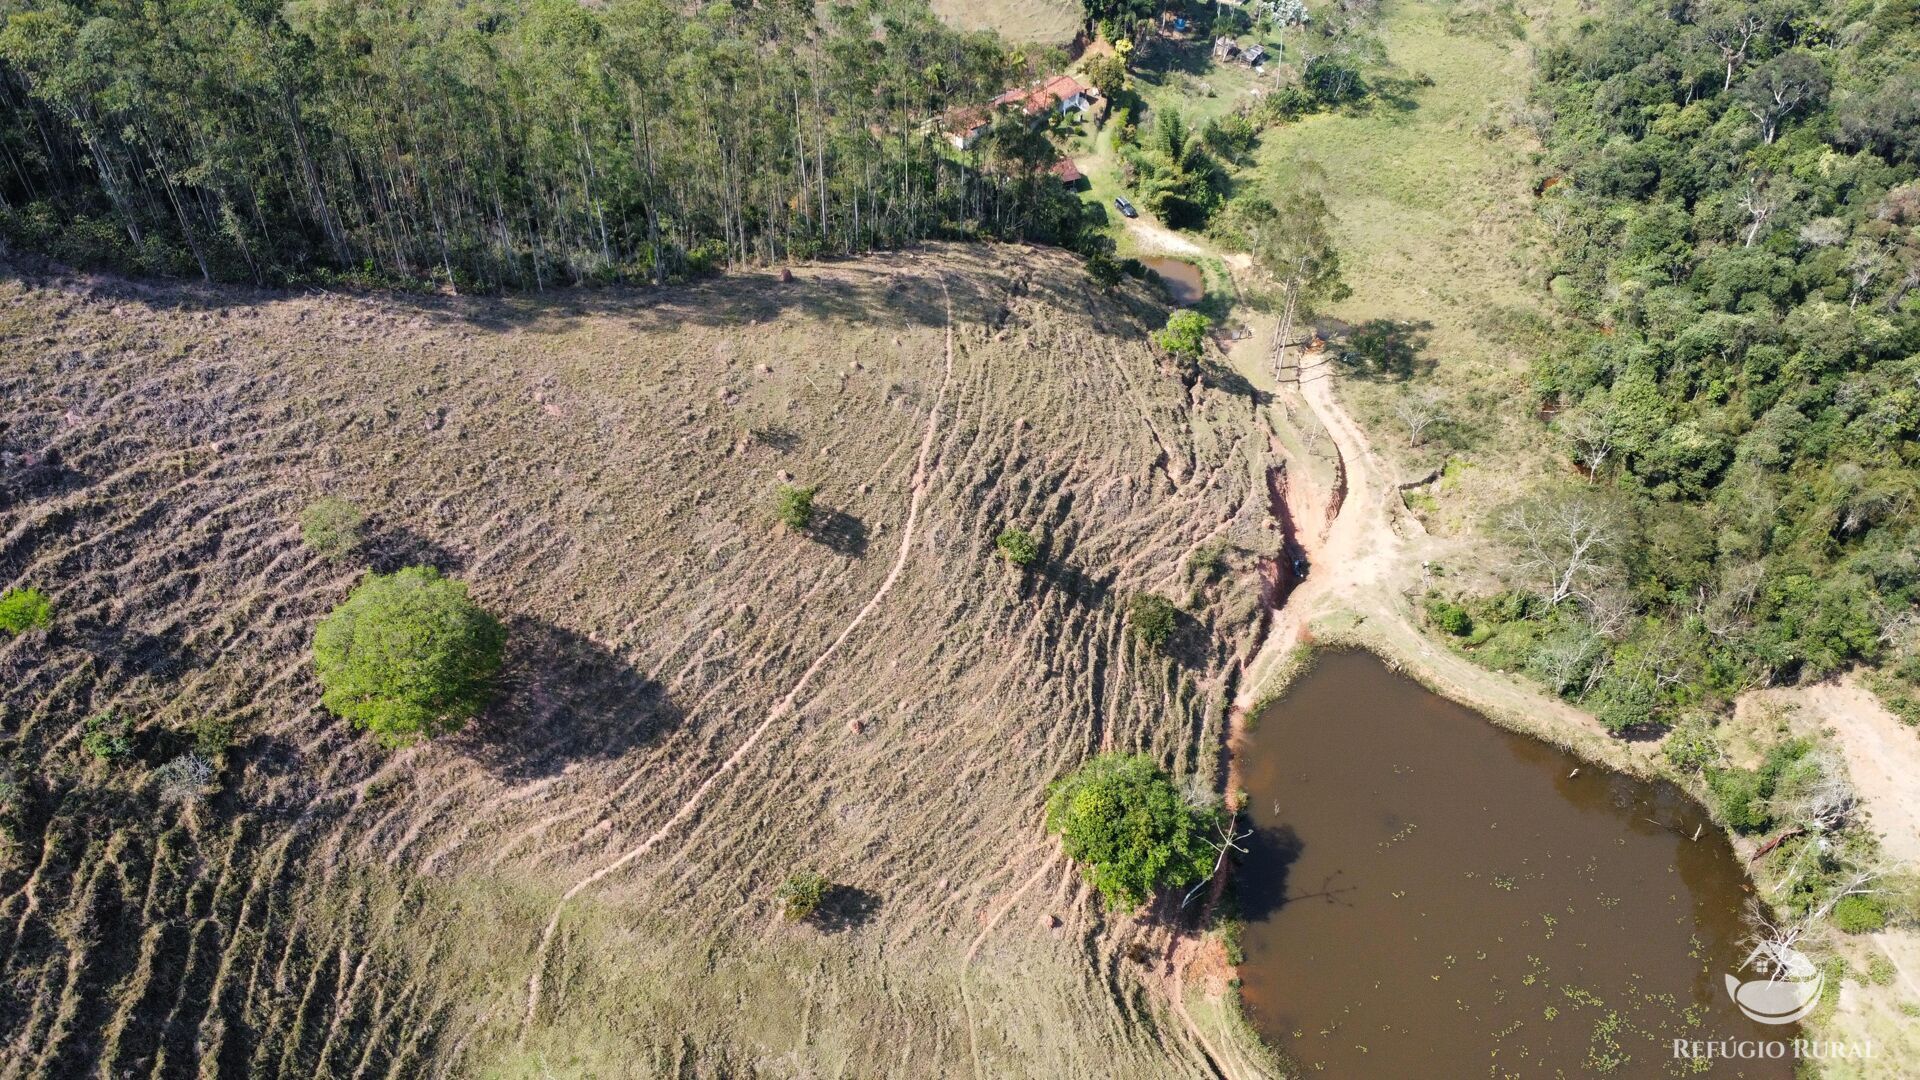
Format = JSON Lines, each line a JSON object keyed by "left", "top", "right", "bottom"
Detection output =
{"left": 1236, "top": 650, "right": 1792, "bottom": 1077}
{"left": 1142, "top": 257, "right": 1204, "bottom": 306}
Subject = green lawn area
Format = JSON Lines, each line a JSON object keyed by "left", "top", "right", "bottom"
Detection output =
{"left": 1128, "top": 33, "right": 1277, "bottom": 131}
{"left": 1250, "top": 0, "right": 1547, "bottom": 379}
{"left": 1059, "top": 0, "right": 1566, "bottom": 525}
{"left": 1244, "top": 0, "right": 1569, "bottom": 523}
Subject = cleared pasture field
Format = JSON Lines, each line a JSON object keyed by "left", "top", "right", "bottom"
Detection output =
{"left": 0, "top": 245, "right": 1283, "bottom": 1077}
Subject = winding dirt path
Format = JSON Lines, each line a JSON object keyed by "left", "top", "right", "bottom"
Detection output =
{"left": 1228, "top": 345, "right": 1623, "bottom": 756}
{"left": 517, "top": 276, "right": 959, "bottom": 1033}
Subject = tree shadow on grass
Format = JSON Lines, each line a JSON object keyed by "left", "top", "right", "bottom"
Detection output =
{"left": 749, "top": 424, "right": 801, "bottom": 452}
{"left": 83, "top": 622, "right": 201, "bottom": 682}
{"left": 1197, "top": 360, "right": 1271, "bottom": 406}
{"left": 809, "top": 885, "right": 882, "bottom": 934}
{"left": 1161, "top": 608, "right": 1216, "bottom": 670}
{"left": 807, "top": 508, "right": 868, "bottom": 558}
{"left": 459, "top": 618, "right": 681, "bottom": 781}
{"left": 443, "top": 262, "right": 959, "bottom": 338}
{"left": 1033, "top": 561, "right": 1113, "bottom": 607}
{"left": 0, "top": 443, "right": 89, "bottom": 511}
{"left": 1135, "top": 35, "right": 1217, "bottom": 78}
{"left": 1030, "top": 545, "right": 1114, "bottom": 607}
{"left": 1334, "top": 318, "right": 1436, "bottom": 381}
{"left": 1369, "top": 76, "right": 1428, "bottom": 114}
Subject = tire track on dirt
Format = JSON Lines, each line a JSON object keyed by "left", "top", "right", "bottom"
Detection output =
{"left": 517, "top": 276, "right": 959, "bottom": 1032}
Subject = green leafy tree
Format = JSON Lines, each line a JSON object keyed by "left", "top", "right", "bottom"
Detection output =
{"left": 312, "top": 567, "right": 506, "bottom": 746}
{"left": 0, "top": 0, "right": 1073, "bottom": 288}
{"left": 1084, "top": 53, "right": 1127, "bottom": 117}
{"left": 776, "top": 870, "right": 830, "bottom": 921}
{"left": 0, "top": 587, "right": 52, "bottom": 635}
{"left": 1155, "top": 310, "right": 1211, "bottom": 363}
{"left": 1303, "top": 56, "right": 1367, "bottom": 106}
{"left": 1045, "top": 753, "right": 1221, "bottom": 909}
{"left": 1220, "top": 186, "right": 1348, "bottom": 367}
{"left": 1081, "top": 0, "right": 1157, "bottom": 45}
{"left": 1734, "top": 49, "right": 1828, "bottom": 144}
{"left": 301, "top": 497, "right": 366, "bottom": 560}
{"left": 1128, "top": 593, "right": 1179, "bottom": 650}
{"left": 1425, "top": 597, "right": 1473, "bottom": 636}
{"left": 775, "top": 483, "right": 818, "bottom": 530}
{"left": 1130, "top": 111, "right": 1223, "bottom": 228}
{"left": 995, "top": 526, "right": 1041, "bottom": 567}
{"left": 1086, "top": 250, "right": 1124, "bottom": 288}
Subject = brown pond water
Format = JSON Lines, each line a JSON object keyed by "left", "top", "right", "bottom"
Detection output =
{"left": 1142, "top": 257, "right": 1204, "bottom": 305}
{"left": 1237, "top": 650, "right": 1793, "bottom": 1078}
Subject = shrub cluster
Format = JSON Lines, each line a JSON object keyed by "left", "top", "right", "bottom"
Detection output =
{"left": 0, "top": 587, "right": 52, "bottom": 635}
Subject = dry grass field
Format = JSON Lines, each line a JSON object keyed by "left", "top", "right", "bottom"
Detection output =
{"left": 928, "top": 0, "right": 1081, "bottom": 47}
{"left": 0, "top": 245, "right": 1288, "bottom": 1077}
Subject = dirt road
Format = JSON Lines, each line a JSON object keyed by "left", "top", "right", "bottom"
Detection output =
{"left": 1120, "top": 213, "right": 1207, "bottom": 258}
{"left": 1228, "top": 341, "right": 1632, "bottom": 767}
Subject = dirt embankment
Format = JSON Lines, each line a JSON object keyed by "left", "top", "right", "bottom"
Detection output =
{"left": 0, "top": 246, "right": 1279, "bottom": 1078}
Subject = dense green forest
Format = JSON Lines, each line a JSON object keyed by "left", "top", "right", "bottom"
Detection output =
{"left": 1451, "top": 0, "right": 1920, "bottom": 731}
{"left": 0, "top": 0, "right": 1091, "bottom": 287}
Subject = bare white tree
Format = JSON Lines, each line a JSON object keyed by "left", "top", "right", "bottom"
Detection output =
{"left": 1845, "top": 243, "right": 1887, "bottom": 309}
{"left": 154, "top": 753, "right": 217, "bottom": 804}
{"left": 1738, "top": 173, "right": 1786, "bottom": 247}
{"left": 1746, "top": 867, "right": 1880, "bottom": 970}
{"left": 1787, "top": 749, "right": 1858, "bottom": 833}
{"left": 1583, "top": 585, "right": 1638, "bottom": 640}
{"left": 1392, "top": 389, "right": 1449, "bottom": 448}
{"left": 1832, "top": 466, "right": 1905, "bottom": 535}
{"left": 1701, "top": 3, "right": 1768, "bottom": 91}
{"left": 1699, "top": 560, "right": 1766, "bottom": 638}
{"left": 1501, "top": 494, "right": 1618, "bottom": 608}
{"left": 1630, "top": 626, "right": 1698, "bottom": 691}
{"left": 1737, "top": 51, "right": 1828, "bottom": 145}
{"left": 1529, "top": 631, "right": 1603, "bottom": 695}
{"left": 1182, "top": 814, "right": 1253, "bottom": 908}
{"left": 1556, "top": 400, "right": 1620, "bottom": 482}
{"left": 1798, "top": 216, "right": 1847, "bottom": 248}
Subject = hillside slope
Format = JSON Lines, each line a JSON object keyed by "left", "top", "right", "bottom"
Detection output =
{"left": 0, "top": 246, "right": 1281, "bottom": 1077}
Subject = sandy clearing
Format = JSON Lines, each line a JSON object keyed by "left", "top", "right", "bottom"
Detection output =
{"left": 1740, "top": 678, "right": 1920, "bottom": 869}
{"left": 1121, "top": 215, "right": 1207, "bottom": 258}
